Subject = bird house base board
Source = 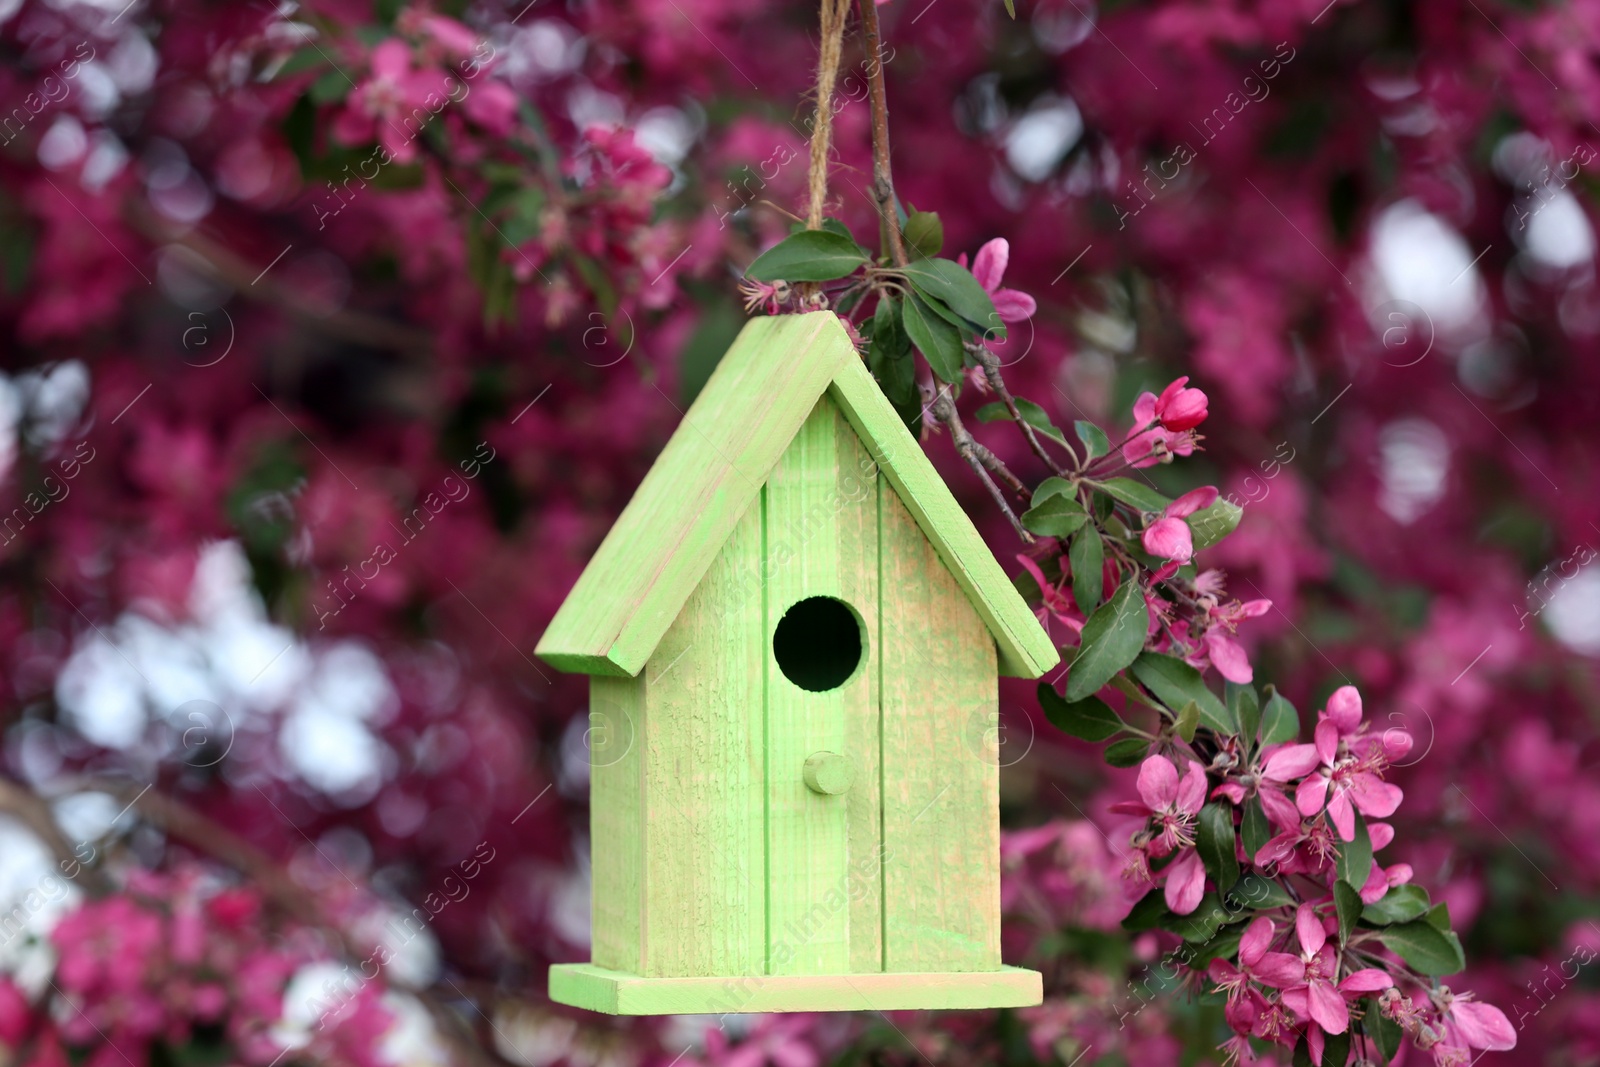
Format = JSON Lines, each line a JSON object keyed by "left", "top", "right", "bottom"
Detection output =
{"left": 548, "top": 963, "right": 1043, "bottom": 1015}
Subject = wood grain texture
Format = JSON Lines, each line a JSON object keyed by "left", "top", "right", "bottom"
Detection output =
{"left": 549, "top": 963, "right": 1042, "bottom": 1015}
{"left": 827, "top": 354, "right": 1058, "bottom": 679}
{"left": 588, "top": 674, "right": 644, "bottom": 972}
{"left": 878, "top": 479, "right": 1001, "bottom": 972}
{"left": 637, "top": 496, "right": 767, "bottom": 977}
{"left": 536, "top": 314, "right": 857, "bottom": 677}
{"left": 764, "top": 397, "right": 883, "bottom": 976}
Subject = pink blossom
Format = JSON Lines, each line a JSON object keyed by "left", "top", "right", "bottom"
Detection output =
{"left": 1141, "top": 486, "right": 1219, "bottom": 563}
{"left": 1153, "top": 375, "right": 1209, "bottom": 431}
{"left": 1111, "top": 756, "right": 1209, "bottom": 913}
{"left": 1431, "top": 988, "right": 1517, "bottom": 1059}
{"left": 1277, "top": 905, "right": 1393, "bottom": 1039}
{"left": 1122, "top": 391, "right": 1201, "bottom": 468}
{"left": 1293, "top": 697, "right": 1405, "bottom": 841}
{"left": 959, "top": 238, "right": 1037, "bottom": 323}
{"left": 1207, "top": 917, "right": 1304, "bottom": 999}
{"left": 0, "top": 978, "right": 28, "bottom": 1047}
{"left": 1016, "top": 553, "right": 1084, "bottom": 636}
{"left": 332, "top": 40, "right": 438, "bottom": 164}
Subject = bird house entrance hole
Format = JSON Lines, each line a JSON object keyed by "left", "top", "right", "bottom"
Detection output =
{"left": 772, "top": 596, "right": 863, "bottom": 692}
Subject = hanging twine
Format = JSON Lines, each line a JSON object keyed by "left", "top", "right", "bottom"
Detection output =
{"left": 806, "top": 0, "right": 852, "bottom": 230}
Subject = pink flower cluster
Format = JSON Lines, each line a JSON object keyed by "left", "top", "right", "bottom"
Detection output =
{"left": 1112, "top": 687, "right": 1515, "bottom": 1065}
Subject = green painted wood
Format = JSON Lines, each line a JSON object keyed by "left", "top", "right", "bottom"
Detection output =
{"left": 802, "top": 751, "right": 854, "bottom": 795}
{"left": 536, "top": 311, "right": 1058, "bottom": 682}
{"left": 878, "top": 479, "right": 1002, "bottom": 972}
{"left": 827, "top": 352, "right": 1058, "bottom": 679}
{"left": 548, "top": 963, "right": 1042, "bottom": 1015}
{"left": 638, "top": 497, "right": 767, "bottom": 977}
{"left": 536, "top": 314, "right": 857, "bottom": 677}
{"left": 763, "top": 397, "right": 882, "bottom": 977}
{"left": 588, "top": 674, "right": 644, "bottom": 972}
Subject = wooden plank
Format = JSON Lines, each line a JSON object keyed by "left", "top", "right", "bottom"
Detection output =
{"left": 878, "top": 479, "right": 1001, "bottom": 972}
{"left": 827, "top": 356, "right": 1059, "bottom": 679}
{"left": 589, "top": 674, "right": 644, "bottom": 972}
{"left": 638, "top": 498, "right": 767, "bottom": 977}
{"left": 548, "top": 963, "right": 1042, "bottom": 1015}
{"left": 536, "top": 313, "right": 858, "bottom": 677}
{"left": 763, "top": 397, "right": 882, "bottom": 976}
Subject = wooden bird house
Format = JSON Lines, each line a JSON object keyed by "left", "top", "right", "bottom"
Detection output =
{"left": 536, "top": 312, "right": 1059, "bottom": 1014}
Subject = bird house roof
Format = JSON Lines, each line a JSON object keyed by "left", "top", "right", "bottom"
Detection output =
{"left": 534, "top": 312, "right": 1059, "bottom": 680}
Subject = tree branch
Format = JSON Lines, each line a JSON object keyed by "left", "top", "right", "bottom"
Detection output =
{"left": 857, "top": 0, "right": 907, "bottom": 268}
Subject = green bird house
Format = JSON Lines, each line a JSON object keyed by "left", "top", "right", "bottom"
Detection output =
{"left": 536, "top": 311, "right": 1059, "bottom": 1015}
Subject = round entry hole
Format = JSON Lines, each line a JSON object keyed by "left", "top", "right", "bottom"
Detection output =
{"left": 773, "top": 596, "right": 864, "bottom": 692}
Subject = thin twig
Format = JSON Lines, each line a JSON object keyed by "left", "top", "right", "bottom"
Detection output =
{"left": 932, "top": 385, "right": 1032, "bottom": 541}
{"left": 973, "top": 344, "right": 1071, "bottom": 475}
{"left": 857, "top": 0, "right": 906, "bottom": 268}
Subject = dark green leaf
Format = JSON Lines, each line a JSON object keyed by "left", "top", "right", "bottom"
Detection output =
{"left": 818, "top": 217, "right": 862, "bottom": 247}
{"left": 1065, "top": 582, "right": 1150, "bottom": 700}
{"left": 1075, "top": 420, "right": 1110, "bottom": 460}
{"left": 1095, "top": 477, "right": 1173, "bottom": 515}
{"left": 1231, "top": 683, "right": 1261, "bottom": 755}
{"left": 1173, "top": 700, "right": 1200, "bottom": 744}
{"left": 1319, "top": 1029, "right": 1350, "bottom": 1067}
{"left": 1070, "top": 527, "right": 1104, "bottom": 614}
{"left": 1364, "top": 996, "right": 1403, "bottom": 1061}
{"left": 1240, "top": 798, "right": 1273, "bottom": 861}
{"left": 1020, "top": 494, "right": 1088, "bottom": 538}
{"left": 1170, "top": 893, "right": 1238, "bottom": 942}
{"left": 1425, "top": 901, "right": 1452, "bottom": 931}
{"left": 1375, "top": 919, "right": 1466, "bottom": 976}
{"left": 899, "top": 257, "right": 1005, "bottom": 340}
{"left": 901, "top": 292, "right": 964, "bottom": 382}
{"left": 1197, "top": 802, "right": 1241, "bottom": 893}
{"left": 1335, "top": 811, "right": 1372, "bottom": 887}
{"left": 868, "top": 297, "right": 919, "bottom": 433}
{"left": 903, "top": 211, "right": 944, "bottom": 259}
{"left": 309, "top": 69, "right": 349, "bottom": 104}
{"left": 1292, "top": 1036, "right": 1312, "bottom": 1067}
{"left": 974, "top": 398, "right": 1071, "bottom": 447}
{"left": 1190, "top": 924, "right": 1246, "bottom": 967}
{"left": 1122, "top": 888, "right": 1168, "bottom": 931}
{"left": 276, "top": 47, "right": 332, "bottom": 78}
{"left": 1031, "top": 476, "right": 1075, "bottom": 505}
{"left": 1259, "top": 686, "right": 1301, "bottom": 746}
{"left": 1189, "top": 497, "right": 1243, "bottom": 551}
{"left": 1037, "top": 684, "right": 1123, "bottom": 742}
{"left": 1334, "top": 879, "right": 1362, "bottom": 944}
{"left": 1361, "top": 884, "right": 1431, "bottom": 926}
{"left": 1129, "top": 652, "right": 1236, "bottom": 734}
{"left": 1223, "top": 873, "right": 1294, "bottom": 913}
{"left": 1104, "top": 737, "right": 1150, "bottom": 767}
{"left": 746, "top": 229, "right": 868, "bottom": 282}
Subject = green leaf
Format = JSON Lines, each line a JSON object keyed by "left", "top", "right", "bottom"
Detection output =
{"left": 1075, "top": 420, "right": 1110, "bottom": 460}
{"left": 1122, "top": 888, "right": 1168, "bottom": 931}
{"left": 903, "top": 211, "right": 944, "bottom": 259}
{"left": 1129, "top": 652, "right": 1236, "bottom": 734}
{"left": 1231, "top": 683, "right": 1261, "bottom": 755}
{"left": 1319, "top": 1030, "right": 1350, "bottom": 1067}
{"left": 276, "top": 48, "right": 332, "bottom": 78}
{"left": 1065, "top": 582, "right": 1150, "bottom": 701}
{"left": 868, "top": 297, "right": 919, "bottom": 433}
{"left": 1333, "top": 879, "right": 1362, "bottom": 944}
{"left": 746, "top": 229, "right": 869, "bottom": 282}
{"left": 1002, "top": 0, "right": 1015, "bottom": 17}
{"left": 1070, "top": 527, "right": 1104, "bottom": 614}
{"left": 1425, "top": 901, "right": 1452, "bottom": 931}
{"left": 1335, "top": 811, "right": 1372, "bottom": 887}
{"left": 1259, "top": 686, "right": 1301, "bottom": 746}
{"left": 1197, "top": 802, "right": 1241, "bottom": 893}
{"left": 1364, "top": 997, "right": 1403, "bottom": 1061}
{"left": 975, "top": 398, "right": 1071, "bottom": 447}
{"left": 901, "top": 292, "right": 964, "bottom": 383}
{"left": 1173, "top": 700, "right": 1200, "bottom": 744}
{"left": 1020, "top": 494, "right": 1088, "bottom": 538}
{"left": 1169, "top": 893, "right": 1239, "bottom": 942}
{"left": 1361, "top": 884, "right": 1431, "bottom": 926}
{"left": 1037, "top": 684, "right": 1123, "bottom": 742}
{"left": 308, "top": 69, "right": 349, "bottom": 104}
{"left": 1240, "top": 798, "right": 1272, "bottom": 862}
{"left": 1292, "top": 1036, "right": 1312, "bottom": 1067}
{"left": 899, "top": 257, "right": 1005, "bottom": 340}
{"left": 1191, "top": 924, "right": 1245, "bottom": 966}
{"left": 1094, "top": 477, "right": 1173, "bottom": 515}
{"left": 1104, "top": 737, "right": 1149, "bottom": 767}
{"left": 1189, "top": 498, "right": 1243, "bottom": 551}
{"left": 1223, "top": 873, "right": 1294, "bottom": 912}
{"left": 1031, "top": 476, "right": 1075, "bottom": 505}
{"left": 1375, "top": 919, "right": 1466, "bottom": 976}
